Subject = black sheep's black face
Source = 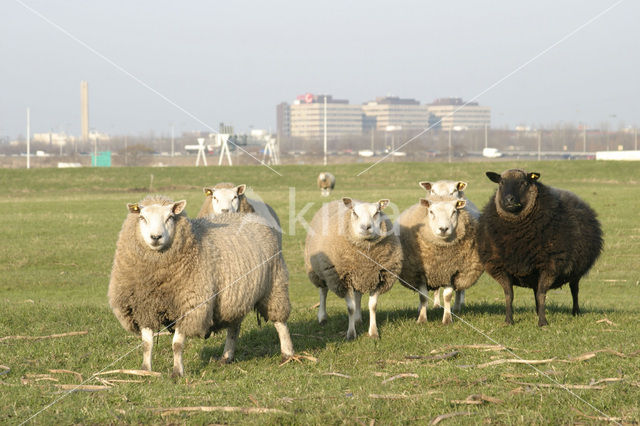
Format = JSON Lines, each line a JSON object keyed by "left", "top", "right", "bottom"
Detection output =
{"left": 486, "top": 170, "right": 540, "bottom": 214}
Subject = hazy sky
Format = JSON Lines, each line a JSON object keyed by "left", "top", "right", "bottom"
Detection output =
{"left": 1, "top": 0, "right": 638, "bottom": 138}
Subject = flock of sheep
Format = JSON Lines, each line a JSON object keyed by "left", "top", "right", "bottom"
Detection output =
{"left": 108, "top": 169, "right": 603, "bottom": 376}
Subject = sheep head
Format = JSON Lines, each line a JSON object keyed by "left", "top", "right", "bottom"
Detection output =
{"left": 342, "top": 197, "right": 389, "bottom": 240}
{"left": 420, "top": 197, "right": 466, "bottom": 240}
{"left": 127, "top": 199, "right": 187, "bottom": 251}
{"left": 203, "top": 184, "right": 246, "bottom": 214}
{"left": 486, "top": 169, "right": 540, "bottom": 214}
{"left": 419, "top": 180, "right": 467, "bottom": 197}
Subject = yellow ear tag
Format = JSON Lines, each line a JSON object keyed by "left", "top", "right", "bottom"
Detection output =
{"left": 531, "top": 173, "right": 539, "bottom": 179}
{"left": 206, "top": 190, "right": 212, "bottom": 196}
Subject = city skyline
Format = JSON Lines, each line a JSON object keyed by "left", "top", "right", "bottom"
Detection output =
{"left": 1, "top": 1, "right": 638, "bottom": 139}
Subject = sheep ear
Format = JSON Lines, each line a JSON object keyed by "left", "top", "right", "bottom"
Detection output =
{"left": 419, "top": 198, "right": 430, "bottom": 208}
{"left": 456, "top": 199, "right": 466, "bottom": 209}
{"left": 528, "top": 172, "right": 541, "bottom": 181}
{"left": 236, "top": 184, "right": 247, "bottom": 195}
{"left": 127, "top": 203, "right": 140, "bottom": 214}
{"left": 419, "top": 181, "right": 432, "bottom": 191}
{"left": 203, "top": 187, "right": 213, "bottom": 196}
{"left": 377, "top": 199, "right": 390, "bottom": 211}
{"left": 486, "top": 172, "right": 501, "bottom": 183}
{"left": 173, "top": 200, "right": 187, "bottom": 215}
{"left": 342, "top": 197, "right": 353, "bottom": 209}
{"left": 457, "top": 181, "right": 467, "bottom": 191}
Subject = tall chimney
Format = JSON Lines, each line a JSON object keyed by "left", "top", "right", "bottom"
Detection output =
{"left": 80, "top": 80, "right": 89, "bottom": 143}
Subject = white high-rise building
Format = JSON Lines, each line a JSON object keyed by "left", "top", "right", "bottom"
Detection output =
{"left": 427, "top": 98, "right": 491, "bottom": 131}
{"left": 284, "top": 94, "right": 363, "bottom": 139}
{"left": 362, "top": 96, "right": 429, "bottom": 131}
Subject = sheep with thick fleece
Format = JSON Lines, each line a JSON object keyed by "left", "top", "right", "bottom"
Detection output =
{"left": 304, "top": 198, "right": 402, "bottom": 339}
{"left": 397, "top": 195, "right": 483, "bottom": 324}
{"left": 477, "top": 169, "right": 603, "bottom": 326}
{"left": 317, "top": 172, "right": 336, "bottom": 197}
{"left": 418, "top": 180, "right": 479, "bottom": 308}
{"left": 108, "top": 195, "right": 294, "bottom": 377}
{"left": 198, "top": 182, "right": 281, "bottom": 241}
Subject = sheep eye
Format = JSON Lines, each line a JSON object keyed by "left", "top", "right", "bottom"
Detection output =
{"left": 139, "top": 216, "right": 147, "bottom": 223}
{"left": 165, "top": 216, "right": 174, "bottom": 223}
{"left": 352, "top": 211, "right": 358, "bottom": 218}
{"left": 213, "top": 197, "right": 218, "bottom": 201}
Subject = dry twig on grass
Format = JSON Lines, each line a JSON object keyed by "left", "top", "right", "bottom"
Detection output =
{"left": 433, "top": 344, "right": 507, "bottom": 353}
{"left": 477, "top": 358, "right": 555, "bottom": 368}
{"left": 429, "top": 411, "right": 472, "bottom": 425}
{"left": 451, "top": 394, "right": 503, "bottom": 405}
{"left": 381, "top": 373, "right": 419, "bottom": 385}
{"left": 153, "top": 406, "right": 290, "bottom": 416}
{"left": 279, "top": 352, "right": 318, "bottom": 366}
{"left": 571, "top": 407, "right": 624, "bottom": 423}
{"left": 0, "top": 365, "right": 10, "bottom": 376}
{"left": 49, "top": 369, "right": 83, "bottom": 382}
{"left": 0, "top": 331, "right": 88, "bottom": 342}
{"left": 596, "top": 318, "right": 618, "bottom": 326}
{"left": 406, "top": 351, "right": 459, "bottom": 361}
{"left": 510, "top": 381, "right": 605, "bottom": 390}
{"left": 568, "top": 349, "right": 627, "bottom": 362}
{"left": 369, "top": 392, "right": 439, "bottom": 400}
{"left": 94, "top": 369, "right": 161, "bottom": 377}
{"left": 323, "top": 372, "right": 351, "bottom": 379}
{"left": 55, "top": 384, "right": 111, "bottom": 392}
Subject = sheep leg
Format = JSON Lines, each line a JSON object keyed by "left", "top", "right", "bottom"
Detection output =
{"left": 536, "top": 273, "right": 554, "bottom": 326}
{"left": 171, "top": 329, "right": 186, "bottom": 378}
{"left": 453, "top": 290, "right": 466, "bottom": 313}
{"left": 345, "top": 290, "right": 358, "bottom": 340}
{"left": 318, "top": 287, "right": 329, "bottom": 325}
{"left": 354, "top": 291, "right": 363, "bottom": 325}
{"left": 221, "top": 321, "right": 241, "bottom": 363}
{"left": 570, "top": 279, "right": 580, "bottom": 316}
{"left": 141, "top": 327, "right": 154, "bottom": 372}
{"left": 502, "top": 281, "right": 515, "bottom": 325}
{"left": 432, "top": 287, "right": 442, "bottom": 308}
{"left": 442, "top": 287, "right": 454, "bottom": 325}
{"left": 417, "top": 283, "right": 428, "bottom": 323}
{"left": 533, "top": 287, "right": 540, "bottom": 313}
{"left": 368, "top": 292, "right": 379, "bottom": 339}
{"left": 274, "top": 321, "right": 295, "bottom": 361}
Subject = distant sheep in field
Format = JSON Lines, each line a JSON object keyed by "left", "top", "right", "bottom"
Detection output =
{"left": 304, "top": 198, "right": 403, "bottom": 339}
{"left": 108, "top": 195, "right": 294, "bottom": 377}
{"left": 397, "top": 195, "right": 483, "bottom": 324}
{"left": 317, "top": 172, "right": 336, "bottom": 197}
{"left": 198, "top": 182, "right": 281, "bottom": 242}
{"left": 477, "top": 169, "right": 603, "bottom": 326}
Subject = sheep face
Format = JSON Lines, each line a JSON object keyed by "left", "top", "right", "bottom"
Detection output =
{"left": 128, "top": 200, "right": 187, "bottom": 250}
{"left": 486, "top": 169, "right": 540, "bottom": 214}
{"left": 203, "top": 185, "right": 246, "bottom": 214}
{"left": 342, "top": 197, "right": 389, "bottom": 240}
{"left": 419, "top": 180, "right": 467, "bottom": 197}
{"left": 420, "top": 198, "right": 466, "bottom": 240}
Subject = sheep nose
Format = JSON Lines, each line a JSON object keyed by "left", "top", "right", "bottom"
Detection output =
{"left": 150, "top": 234, "right": 162, "bottom": 241}
{"left": 362, "top": 224, "right": 372, "bottom": 232}
{"left": 505, "top": 194, "right": 516, "bottom": 204}
{"left": 221, "top": 209, "right": 229, "bottom": 213}
{"left": 439, "top": 227, "right": 448, "bottom": 234}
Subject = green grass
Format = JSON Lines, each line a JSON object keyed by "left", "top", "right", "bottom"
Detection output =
{"left": 0, "top": 160, "right": 639, "bottom": 424}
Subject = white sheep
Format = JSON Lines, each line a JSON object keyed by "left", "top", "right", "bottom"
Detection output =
{"left": 108, "top": 195, "right": 294, "bottom": 377}
{"left": 317, "top": 172, "right": 336, "bottom": 197}
{"left": 417, "top": 180, "right": 478, "bottom": 308}
{"left": 304, "top": 198, "right": 403, "bottom": 339}
{"left": 397, "top": 195, "right": 483, "bottom": 324}
{"left": 198, "top": 182, "right": 281, "bottom": 242}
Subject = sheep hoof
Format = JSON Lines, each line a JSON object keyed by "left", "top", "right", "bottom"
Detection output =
{"left": 368, "top": 331, "right": 379, "bottom": 339}
{"left": 442, "top": 315, "right": 452, "bottom": 325}
{"left": 318, "top": 317, "right": 328, "bottom": 326}
{"left": 171, "top": 368, "right": 183, "bottom": 379}
{"left": 538, "top": 319, "right": 548, "bottom": 327}
{"left": 416, "top": 316, "right": 427, "bottom": 324}
{"left": 218, "top": 356, "right": 233, "bottom": 365}
{"left": 346, "top": 330, "right": 357, "bottom": 341}
{"left": 572, "top": 308, "right": 581, "bottom": 316}
{"left": 141, "top": 363, "right": 151, "bottom": 372}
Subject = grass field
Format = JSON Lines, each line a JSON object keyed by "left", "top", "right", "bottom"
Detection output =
{"left": 1, "top": 160, "right": 639, "bottom": 424}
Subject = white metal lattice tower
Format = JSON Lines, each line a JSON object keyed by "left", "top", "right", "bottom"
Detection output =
{"left": 217, "top": 134, "right": 232, "bottom": 166}
{"left": 262, "top": 136, "right": 280, "bottom": 165}
{"left": 195, "top": 137, "right": 208, "bottom": 166}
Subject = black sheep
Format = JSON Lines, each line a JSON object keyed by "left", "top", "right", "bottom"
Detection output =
{"left": 477, "top": 169, "right": 603, "bottom": 326}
